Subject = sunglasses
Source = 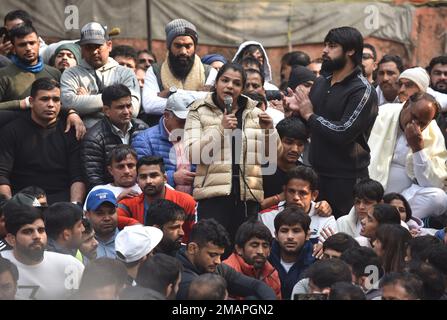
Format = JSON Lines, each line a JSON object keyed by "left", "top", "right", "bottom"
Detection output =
{"left": 362, "top": 53, "right": 375, "bottom": 60}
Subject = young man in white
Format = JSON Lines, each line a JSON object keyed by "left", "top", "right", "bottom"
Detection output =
{"left": 1, "top": 205, "right": 83, "bottom": 300}
{"left": 259, "top": 166, "right": 337, "bottom": 244}
{"left": 84, "top": 145, "right": 142, "bottom": 211}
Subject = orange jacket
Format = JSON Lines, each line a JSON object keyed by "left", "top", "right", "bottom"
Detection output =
{"left": 117, "top": 187, "right": 197, "bottom": 242}
{"left": 223, "top": 252, "right": 282, "bottom": 300}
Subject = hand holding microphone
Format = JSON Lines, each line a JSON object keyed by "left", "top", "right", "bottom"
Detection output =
{"left": 222, "top": 95, "right": 237, "bottom": 129}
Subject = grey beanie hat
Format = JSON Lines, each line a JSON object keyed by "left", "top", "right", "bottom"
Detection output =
{"left": 165, "top": 18, "right": 198, "bottom": 49}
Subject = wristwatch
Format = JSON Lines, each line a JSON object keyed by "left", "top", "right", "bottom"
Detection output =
{"left": 168, "top": 86, "right": 177, "bottom": 97}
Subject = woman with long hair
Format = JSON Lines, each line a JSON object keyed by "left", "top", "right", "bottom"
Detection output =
{"left": 185, "top": 62, "right": 279, "bottom": 241}
{"left": 383, "top": 192, "right": 424, "bottom": 236}
{"left": 373, "top": 224, "right": 412, "bottom": 273}
{"left": 357, "top": 203, "right": 401, "bottom": 247}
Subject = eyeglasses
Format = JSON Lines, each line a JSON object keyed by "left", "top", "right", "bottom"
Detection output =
{"left": 362, "top": 53, "right": 374, "bottom": 60}
{"left": 138, "top": 58, "right": 154, "bottom": 64}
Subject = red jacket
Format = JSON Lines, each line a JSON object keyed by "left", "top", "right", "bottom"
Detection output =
{"left": 117, "top": 187, "right": 197, "bottom": 242}
{"left": 223, "top": 252, "right": 282, "bottom": 300}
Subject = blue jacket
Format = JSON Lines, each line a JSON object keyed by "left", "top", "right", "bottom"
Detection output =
{"left": 132, "top": 117, "right": 177, "bottom": 186}
{"left": 268, "top": 239, "right": 315, "bottom": 300}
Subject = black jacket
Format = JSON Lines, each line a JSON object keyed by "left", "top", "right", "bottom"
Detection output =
{"left": 176, "top": 247, "right": 276, "bottom": 300}
{"left": 81, "top": 117, "right": 148, "bottom": 189}
{"left": 308, "top": 66, "right": 378, "bottom": 178}
{"left": 0, "top": 114, "right": 83, "bottom": 198}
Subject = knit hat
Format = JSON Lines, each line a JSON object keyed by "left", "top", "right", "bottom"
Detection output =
{"left": 52, "top": 43, "right": 81, "bottom": 64}
{"left": 165, "top": 19, "right": 198, "bottom": 49}
{"left": 288, "top": 65, "right": 317, "bottom": 90}
{"left": 201, "top": 54, "right": 227, "bottom": 66}
{"left": 399, "top": 67, "right": 430, "bottom": 93}
{"left": 115, "top": 225, "right": 163, "bottom": 263}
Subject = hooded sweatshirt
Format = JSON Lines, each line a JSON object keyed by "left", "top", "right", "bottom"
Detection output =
{"left": 232, "top": 40, "right": 278, "bottom": 90}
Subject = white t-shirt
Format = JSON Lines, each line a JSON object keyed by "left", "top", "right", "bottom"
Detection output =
{"left": 280, "top": 259, "right": 295, "bottom": 273}
{"left": 266, "top": 106, "right": 285, "bottom": 126}
{"left": 308, "top": 209, "right": 338, "bottom": 242}
{"left": 260, "top": 201, "right": 338, "bottom": 242}
{"left": 1, "top": 250, "right": 84, "bottom": 300}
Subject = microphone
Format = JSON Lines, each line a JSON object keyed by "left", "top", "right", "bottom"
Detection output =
{"left": 224, "top": 95, "right": 233, "bottom": 114}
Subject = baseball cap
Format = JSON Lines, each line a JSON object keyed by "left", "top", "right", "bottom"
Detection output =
{"left": 115, "top": 225, "right": 163, "bottom": 263}
{"left": 165, "top": 92, "right": 196, "bottom": 119}
{"left": 8, "top": 193, "right": 42, "bottom": 207}
{"left": 79, "top": 22, "right": 109, "bottom": 46}
{"left": 85, "top": 189, "right": 117, "bottom": 211}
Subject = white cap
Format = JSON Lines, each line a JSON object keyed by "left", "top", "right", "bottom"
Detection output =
{"left": 115, "top": 225, "right": 163, "bottom": 263}
{"left": 165, "top": 92, "right": 196, "bottom": 119}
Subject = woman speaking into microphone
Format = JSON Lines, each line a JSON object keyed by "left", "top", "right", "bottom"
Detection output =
{"left": 185, "top": 62, "right": 281, "bottom": 241}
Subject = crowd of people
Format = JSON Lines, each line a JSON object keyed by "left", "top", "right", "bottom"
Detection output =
{"left": 0, "top": 9, "right": 447, "bottom": 301}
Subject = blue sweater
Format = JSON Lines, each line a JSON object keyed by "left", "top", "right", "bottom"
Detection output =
{"left": 132, "top": 118, "right": 178, "bottom": 186}
{"left": 268, "top": 239, "right": 315, "bottom": 300}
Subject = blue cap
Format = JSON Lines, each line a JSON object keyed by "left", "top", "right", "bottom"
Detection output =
{"left": 86, "top": 189, "right": 117, "bottom": 211}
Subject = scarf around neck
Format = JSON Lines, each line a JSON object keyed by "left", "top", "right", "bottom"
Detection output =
{"left": 11, "top": 55, "right": 44, "bottom": 73}
{"left": 161, "top": 54, "right": 205, "bottom": 90}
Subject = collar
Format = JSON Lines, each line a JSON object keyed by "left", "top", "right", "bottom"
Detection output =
{"left": 233, "top": 253, "right": 276, "bottom": 279}
{"left": 96, "top": 228, "right": 119, "bottom": 245}
{"left": 323, "top": 65, "right": 363, "bottom": 85}
{"left": 47, "top": 238, "right": 77, "bottom": 257}
{"left": 111, "top": 121, "right": 133, "bottom": 137}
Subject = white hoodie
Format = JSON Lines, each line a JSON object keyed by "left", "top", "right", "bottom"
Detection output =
{"left": 232, "top": 40, "right": 278, "bottom": 90}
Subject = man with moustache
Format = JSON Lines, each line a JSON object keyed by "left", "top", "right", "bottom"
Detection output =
{"left": 427, "top": 56, "right": 447, "bottom": 95}
{"left": 142, "top": 19, "right": 217, "bottom": 124}
{"left": 176, "top": 219, "right": 276, "bottom": 300}
{"left": 260, "top": 166, "right": 337, "bottom": 244}
{"left": 85, "top": 188, "right": 120, "bottom": 259}
{"left": 145, "top": 199, "right": 187, "bottom": 256}
{"left": 0, "top": 23, "right": 60, "bottom": 128}
{"left": 0, "top": 78, "right": 85, "bottom": 204}
{"left": 427, "top": 56, "right": 447, "bottom": 145}
{"left": 81, "top": 84, "right": 147, "bottom": 189}
{"left": 375, "top": 55, "right": 403, "bottom": 105}
{"left": 285, "top": 26, "right": 378, "bottom": 218}
{"left": 368, "top": 90, "right": 447, "bottom": 220}
{"left": 0, "top": 205, "right": 84, "bottom": 300}
{"left": 117, "top": 156, "right": 196, "bottom": 241}
{"left": 50, "top": 43, "right": 81, "bottom": 73}
{"left": 223, "top": 220, "right": 282, "bottom": 299}
{"left": 267, "top": 207, "right": 315, "bottom": 299}
{"left": 83, "top": 145, "right": 142, "bottom": 209}
{"left": 61, "top": 22, "right": 140, "bottom": 128}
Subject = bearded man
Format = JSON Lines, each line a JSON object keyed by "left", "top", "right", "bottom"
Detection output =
{"left": 285, "top": 26, "right": 378, "bottom": 218}
{"left": 0, "top": 205, "right": 84, "bottom": 300}
{"left": 141, "top": 19, "right": 217, "bottom": 125}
